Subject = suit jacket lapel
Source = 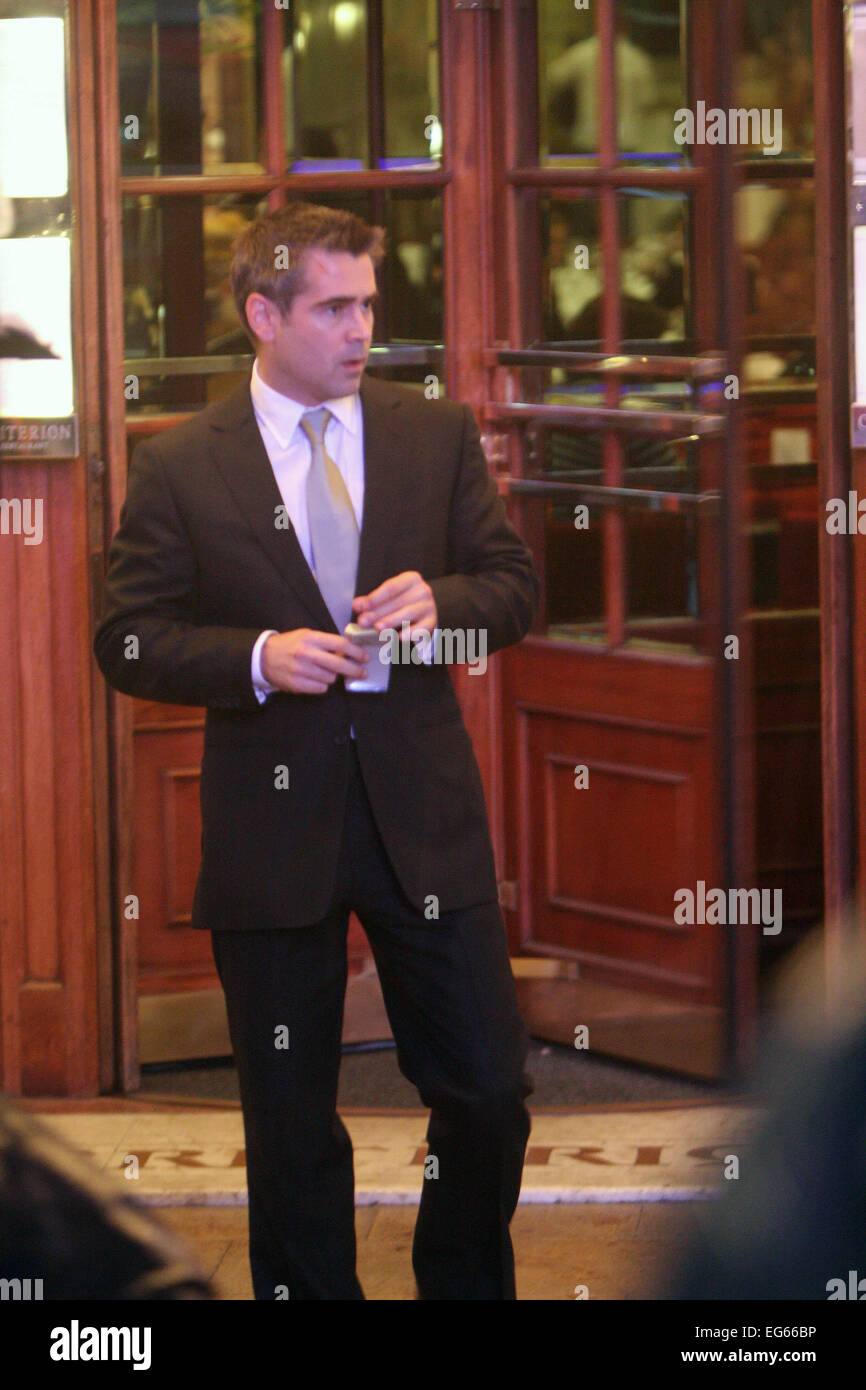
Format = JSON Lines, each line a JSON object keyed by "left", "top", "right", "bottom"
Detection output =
{"left": 206, "top": 373, "right": 405, "bottom": 629}
{"left": 208, "top": 382, "right": 334, "bottom": 629}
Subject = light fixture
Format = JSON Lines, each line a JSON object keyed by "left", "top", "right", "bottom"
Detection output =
{"left": 331, "top": 3, "right": 363, "bottom": 41}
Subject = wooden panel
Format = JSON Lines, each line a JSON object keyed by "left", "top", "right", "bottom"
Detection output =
{"left": 443, "top": 0, "right": 505, "bottom": 869}
{"left": 751, "top": 612, "right": 823, "bottom": 927}
{"left": 133, "top": 723, "right": 212, "bottom": 990}
{"left": 502, "top": 640, "right": 721, "bottom": 1003}
{"left": 543, "top": 751, "right": 695, "bottom": 932}
{"left": 161, "top": 766, "right": 201, "bottom": 928}
{"left": 0, "top": 458, "right": 101, "bottom": 1096}
{"left": 519, "top": 706, "right": 718, "bottom": 999}
{"left": 812, "top": 0, "right": 858, "bottom": 978}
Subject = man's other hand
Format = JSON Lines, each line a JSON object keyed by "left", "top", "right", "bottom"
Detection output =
{"left": 352, "top": 571, "right": 437, "bottom": 637}
{"left": 261, "top": 630, "right": 368, "bottom": 694}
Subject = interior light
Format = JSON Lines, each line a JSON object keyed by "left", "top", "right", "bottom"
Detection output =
{"left": 426, "top": 115, "right": 443, "bottom": 161}
{"left": 332, "top": 3, "right": 363, "bottom": 41}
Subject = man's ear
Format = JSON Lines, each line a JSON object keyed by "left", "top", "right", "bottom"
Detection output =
{"left": 245, "top": 292, "right": 278, "bottom": 342}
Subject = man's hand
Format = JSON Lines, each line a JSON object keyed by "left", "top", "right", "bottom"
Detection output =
{"left": 353, "top": 571, "right": 437, "bottom": 637}
{"left": 261, "top": 630, "right": 369, "bottom": 695}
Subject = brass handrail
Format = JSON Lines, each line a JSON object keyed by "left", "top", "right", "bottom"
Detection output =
{"left": 506, "top": 477, "right": 719, "bottom": 512}
{"left": 486, "top": 348, "right": 724, "bottom": 379}
{"left": 484, "top": 401, "right": 725, "bottom": 437}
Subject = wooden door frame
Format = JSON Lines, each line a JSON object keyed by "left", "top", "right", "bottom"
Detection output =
{"left": 90, "top": 0, "right": 138, "bottom": 1091}
{"left": 90, "top": 0, "right": 513, "bottom": 1090}
{"left": 441, "top": 1, "right": 510, "bottom": 874}
{"left": 88, "top": 0, "right": 860, "bottom": 1092}
{"left": 0, "top": 0, "right": 107, "bottom": 1096}
{"left": 491, "top": 0, "right": 759, "bottom": 1073}
{"left": 814, "top": 0, "right": 859, "bottom": 994}
{"left": 490, "top": 0, "right": 860, "bottom": 1063}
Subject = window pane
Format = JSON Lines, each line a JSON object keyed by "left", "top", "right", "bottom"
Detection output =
{"left": 284, "top": 2, "right": 440, "bottom": 171}
{"left": 738, "top": 176, "right": 818, "bottom": 617}
{"left": 540, "top": 488, "right": 703, "bottom": 652}
{"left": 625, "top": 505, "right": 700, "bottom": 637}
{"left": 382, "top": 0, "right": 440, "bottom": 166}
{"left": 738, "top": 183, "right": 815, "bottom": 384}
{"left": 385, "top": 191, "right": 443, "bottom": 342}
{"left": 539, "top": 0, "right": 595, "bottom": 165}
{"left": 544, "top": 495, "right": 605, "bottom": 634}
{"left": 739, "top": 0, "right": 813, "bottom": 159}
{"left": 285, "top": 1, "right": 368, "bottom": 167}
{"left": 539, "top": 0, "right": 688, "bottom": 169}
{"left": 615, "top": 0, "right": 687, "bottom": 167}
{"left": 528, "top": 488, "right": 704, "bottom": 652}
{"left": 540, "top": 408, "right": 698, "bottom": 481}
{"left": 118, "top": 1, "right": 263, "bottom": 176}
{"left": 541, "top": 193, "right": 689, "bottom": 344}
{"left": 748, "top": 462, "right": 819, "bottom": 612}
{"left": 122, "top": 193, "right": 266, "bottom": 411}
{"left": 543, "top": 198, "right": 602, "bottom": 340}
{"left": 530, "top": 483, "right": 708, "bottom": 650}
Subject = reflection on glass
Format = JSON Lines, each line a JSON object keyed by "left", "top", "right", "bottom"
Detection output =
{"left": 533, "top": 420, "right": 701, "bottom": 648}
{"left": 382, "top": 0, "right": 440, "bottom": 165}
{"left": 385, "top": 191, "right": 443, "bottom": 341}
{"left": 123, "top": 193, "right": 266, "bottom": 411}
{"left": 544, "top": 496, "right": 604, "bottom": 632}
{"left": 542, "top": 492, "right": 700, "bottom": 649}
{"left": 541, "top": 194, "right": 689, "bottom": 343}
{"left": 118, "top": 0, "right": 262, "bottom": 175}
{"left": 539, "top": 0, "right": 687, "bottom": 167}
{"left": 543, "top": 419, "right": 692, "bottom": 478}
{"left": 737, "top": 183, "right": 815, "bottom": 383}
{"left": 739, "top": 0, "right": 812, "bottom": 158}
{"left": 284, "top": 1, "right": 367, "bottom": 167}
{"left": 749, "top": 462, "right": 819, "bottom": 611}
{"left": 737, "top": 174, "right": 817, "bottom": 614}
{"left": 543, "top": 199, "right": 601, "bottom": 338}
{"left": 284, "top": 0, "right": 440, "bottom": 169}
{"left": 625, "top": 507, "right": 698, "bottom": 637}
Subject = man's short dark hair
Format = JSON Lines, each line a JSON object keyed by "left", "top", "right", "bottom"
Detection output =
{"left": 230, "top": 202, "right": 386, "bottom": 342}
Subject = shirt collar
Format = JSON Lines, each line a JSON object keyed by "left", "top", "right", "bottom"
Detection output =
{"left": 250, "top": 359, "right": 361, "bottom": 450}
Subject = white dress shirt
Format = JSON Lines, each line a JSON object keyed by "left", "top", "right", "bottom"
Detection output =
{"left": 248, "top": 358, "right": 365, "bottom": 703}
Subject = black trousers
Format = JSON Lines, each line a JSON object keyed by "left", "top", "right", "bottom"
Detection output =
{"left": 210, "top": 741, "right": 533, "bottom": 1301}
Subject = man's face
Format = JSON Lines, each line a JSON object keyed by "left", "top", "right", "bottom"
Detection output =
{"left": 249, "top": 249, "right": 378, "bottom": 405}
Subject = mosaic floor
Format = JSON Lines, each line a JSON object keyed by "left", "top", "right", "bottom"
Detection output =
{"left": 29, "top": 1101, "right": 759, "bottom": 1205}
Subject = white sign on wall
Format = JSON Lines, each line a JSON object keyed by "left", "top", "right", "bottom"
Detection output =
{"left": 0, "top": 15, "right": 76, "bottom": 457}
{"left": 0, "top": 18, "right": 68, "bottom": 199}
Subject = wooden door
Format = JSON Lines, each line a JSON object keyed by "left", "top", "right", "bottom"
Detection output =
{"left": 96, "top": 0, "right": 450, "bottom": 1079}
{"left": 93, "top": 0, "right": 847, "bottom": 1088}
{"left": 485, "top": 0, "right": 806, "bottom": 1080}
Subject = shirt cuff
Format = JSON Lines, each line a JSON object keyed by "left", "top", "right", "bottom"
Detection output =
{"left": 252, "top": 629, "right": 279, "bottom": 703}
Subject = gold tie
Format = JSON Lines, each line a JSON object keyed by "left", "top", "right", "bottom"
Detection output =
{"left": 299, "top": 406, "right": 359, "bottom": 633}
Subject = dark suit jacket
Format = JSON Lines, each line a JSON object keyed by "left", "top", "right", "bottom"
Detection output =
{"left": 94, "top": 373, "right": 539, "bottom": 930}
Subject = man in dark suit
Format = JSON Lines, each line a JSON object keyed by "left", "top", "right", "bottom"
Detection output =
{"left": 94, "top": 202, "right": 539, "bottom": 1301}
